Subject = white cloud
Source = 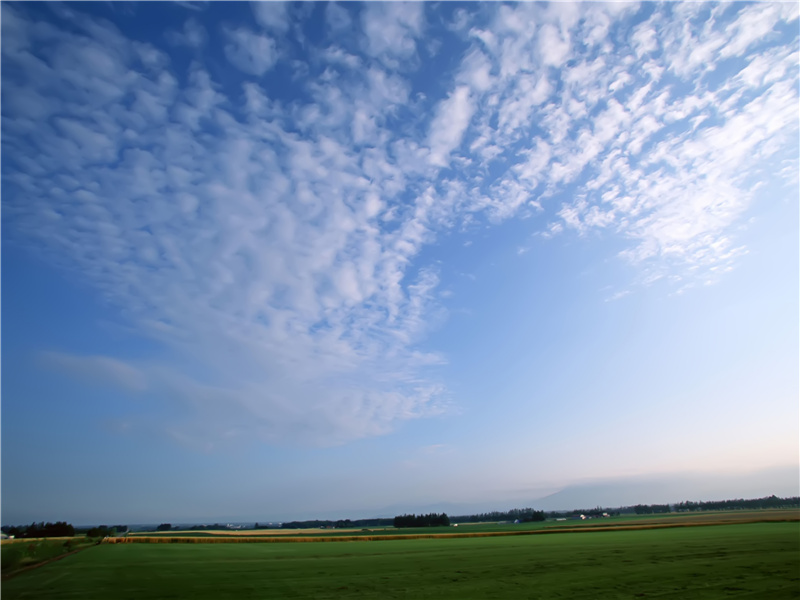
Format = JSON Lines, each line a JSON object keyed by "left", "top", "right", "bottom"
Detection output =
{"left": 428, "top": 86, "right": 475, "bottom": 168}
{"left": 538, "top": 24, "right": 571, "bottom": 68}
{"left": 456, "top": 48, "right": 494, "bottom": 93}
{"left": 720, "top": 3, "right": 789, "bottom": 59}
{"left": 321, "top": 46, "right": 360, "bottom": 70}
{"left": 223, "top": 27, "right": 278, "bottom": 76}
{"left": 252, "top": 1, "right": 290, "bottom": 33}
{"left": 631, "top": 21, "right": 658, "bottom": 58}
{"left": 514, "top": 139, "right": 551, "bottom": 185}
{"left": 361, "top": 2, "right": 424, "bottom": 66}
{"left": 3, "top": 2, "right": 798, "bottom": 448}
{"left": 2, "top": 5, "right": 460, "bottom": 446}
{"left": 496, "top": 75, "right": 551, "bottom": 139}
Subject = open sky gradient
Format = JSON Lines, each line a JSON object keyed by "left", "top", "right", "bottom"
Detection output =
{"left": 2, "top": 1, "right": 798, "bottom": 524}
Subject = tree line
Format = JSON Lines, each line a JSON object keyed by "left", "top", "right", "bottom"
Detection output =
{"left": 6, "top": 495, "right": 796, "bottom": 537}
{"left": 673, "top": 495, "right": 799, "bottom": 512}
{"left": 548, "top": 495, "right": 800, "bottom": 517}
{"left": 1, "top": 521, "right": 75, "bottom": 538}
{"left": 268, "top": 495, "right": 800, "bottom": 531}
{"left": 393, "top": 513, "right": 450, "bottom": 528}
{"left": 80, "top": 525, "right": 128, "bottom": 537}
{"left": 632, "top": 504, "right": 672, "bottom": 514}
{"left": 451, "top": 508, "right": 545, "bottom": 523}
{"left": 280, "top": 518, "right": 394, "bottom": 529}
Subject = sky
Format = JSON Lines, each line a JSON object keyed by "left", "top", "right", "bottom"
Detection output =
{"left": 1, "top": 1, "right": 798, "bottom": 525}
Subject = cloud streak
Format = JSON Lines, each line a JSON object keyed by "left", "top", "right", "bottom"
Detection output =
{"left": 3, "top": 2, "right": 797, "bottom": 447}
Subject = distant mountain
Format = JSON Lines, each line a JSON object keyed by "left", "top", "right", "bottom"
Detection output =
{"left": 529, "top": 466, "right": 800, "bottom": 512}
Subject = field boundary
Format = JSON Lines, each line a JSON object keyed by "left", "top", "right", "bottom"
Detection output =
{"left": 106, "top": 516, "right": 799, "bottom": 544}
{"left": 1, "top": 542, "right": 98, "bottom": 580}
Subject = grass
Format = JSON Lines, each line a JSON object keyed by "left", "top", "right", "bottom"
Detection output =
{"left": 2, "top": 522, "right": 798, "bottom": 599}
{"left": 112, "top": 509, "right": 800, "bottom": 543}
{"left": 1, "top": 537, "right": 97, "bottom": 578}
{"left": 115, "top": 510, "right": 800, "bottom": 540}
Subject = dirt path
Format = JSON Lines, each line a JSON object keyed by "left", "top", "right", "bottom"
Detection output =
{"left": 1, "top": 543, "right": 98, "bottom": 581}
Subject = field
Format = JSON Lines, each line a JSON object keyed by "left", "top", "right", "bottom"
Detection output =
{"left": 2, "top": 517, "right": 798, "bottom": 599}
{"left": 0, "top": 537, "right": 97, "bottom": 578}
{"left": 118, "top": 509, "right": 798, "bottom": 542}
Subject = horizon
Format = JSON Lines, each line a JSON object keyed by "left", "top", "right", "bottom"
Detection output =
{"left": 5, "top": 465, "right": 798, "bottom": 527}
{"left": 2, "top": 1, "right": 798, "bottom": 526}
{"left": 19, "top": 485, "right": 800, "bottom": 530}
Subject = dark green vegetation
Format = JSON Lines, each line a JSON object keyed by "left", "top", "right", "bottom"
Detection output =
{"left": 393, "top": 512, "right": 451, "bottom": 528}
{"left": 1, "top": 521, "right": 75, "bottom": 539}
{"left": 83, "top": 525, "right": 128, "bottom": 537}
{"left": 1, "top": 537, "right": 96, "bottom": 578}
{"left": 281, "top": 518, "right": 394, "bottom": 529}
{"left": 672, "top": 495, "right": 799, "bottom": 512}
{"left": 2, "top": 522, "right": 130, "bottom": 538}
{"left": 3, "top": 522, "right": 798, "bottom": 599}
{"left": 452, "top": 508, "right": 546, "bottom": 523}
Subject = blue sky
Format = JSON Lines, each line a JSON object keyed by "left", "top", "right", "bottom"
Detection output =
{"left": 2, "top": 1, "right": 798, "bottom": 525}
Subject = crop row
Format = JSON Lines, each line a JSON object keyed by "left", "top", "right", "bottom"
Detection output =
{"left": 104, "top": 517, "right": 798, "bottom": 544}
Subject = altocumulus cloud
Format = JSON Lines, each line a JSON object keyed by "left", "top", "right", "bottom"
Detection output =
{"left": 2, "top": 2, "right": 798, "bottom": 446}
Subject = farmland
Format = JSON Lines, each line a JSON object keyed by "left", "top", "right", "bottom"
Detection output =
{"left": 115, "top": 508, "right": 798, "bottom": 542}
{"left": 2, "top": 514, "right": 798, "bottom": 599}
{"left": 0, "top": 537, "right": 96, "bottom": 578}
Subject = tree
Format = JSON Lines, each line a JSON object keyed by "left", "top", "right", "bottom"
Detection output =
{"left": 87, "top": 526, "right": 115, "bottom": 538}
{"left": 393, "top": 513, "right": 450, "bottom": 528}
{"left": 5, "top": 521, "right": 76, "bottom": 538}
{"left": 156, "top": 523, "right": 172, "bottom": 531}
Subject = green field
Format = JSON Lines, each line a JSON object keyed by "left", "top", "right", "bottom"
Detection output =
{"left": 123, "top": 510, "right": 799, "bottom": 540}
{"left": 2, "top": 522, "right": 798, "bottom": 599}
{"left": 1, "top": 537, "right": 97, "bottom": 578}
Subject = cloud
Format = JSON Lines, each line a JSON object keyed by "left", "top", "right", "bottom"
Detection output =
{"left": 326, "top": 2, "right": 352, "bottom": 33}
{"left": 631, "top": 21, "right": 658, "bottom": 58}
{"left": 719, "top": 3, "right": 790, "bottom": 59}
{"left": 3, "top": 4, "right": 458, "bottom": 446}
{"left": 252, "top": 1, "right": 290, "bottom": 33}
{"left": 451, "top": 2, "right": 799, "bottom": 286}
{"left": 428, "top": 86, "right": 475, "bottom": 167}
{"left": 166, "top": 17, "right": 207, "bottom": 48}
{"left": 322, "top": 46, "right": 360, "bottom": 70}
{"left": 361, "top": 2, "right": 424, "bottom": 66}
{"left": 538, "top": 24, "right": 571, "bottom": 67}
{"left": 174, "top": 1, "right": 208, "bottom": 12}
{"left": 41, "top": 352, "right": 148, "bottom": 392}
{"left": 3, "top": 2, "right": 798, "bottom": 448}
{"left": 223, "top": 27, "right": 278, "bottom": 75}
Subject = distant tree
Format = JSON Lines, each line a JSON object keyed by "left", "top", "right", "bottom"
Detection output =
{"left": 7, "top": 521, "right": 76, "bottom": 538}
{"left": 522, "top": 510, "right": 546, "bottom": 522}
{"left": 393, "top": 513, "right": 450, "bottom": 528}
{"left": 87, "top": 526, "right": 115, "bottom": 538}
{"left": 673, "top": 496, "right": 799, "bottom": 512}
{"left": 451, "top": 508, "right": 544, "bottom": 524}
{"left": 334, "top": 519, "right": 353, "bottom": 529}
{"left": 156, "top": 523, "right": 173, "bottom": 531}
{"left": 279, "top": 518, "right": 393, "bottom": 529}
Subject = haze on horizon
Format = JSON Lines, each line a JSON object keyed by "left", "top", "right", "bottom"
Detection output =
{"left": 2, "top": 1, "right": 798, "bottom": 526}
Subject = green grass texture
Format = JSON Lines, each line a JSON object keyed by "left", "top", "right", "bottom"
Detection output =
{"left": 1, "top": 537, "right": 96, "bottom": 577}
{"left": 2, "top": 522, "right": 798, "bottom": 599}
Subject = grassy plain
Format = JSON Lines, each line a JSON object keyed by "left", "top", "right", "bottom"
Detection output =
{"left": 2, "top": 521, "right": 798, "bottom": 599}
{"left": 122, "top": 509, "right": 799, "bottom": 542}
{"left": 1, "top": 537, "right": 96, "bottom": 578}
